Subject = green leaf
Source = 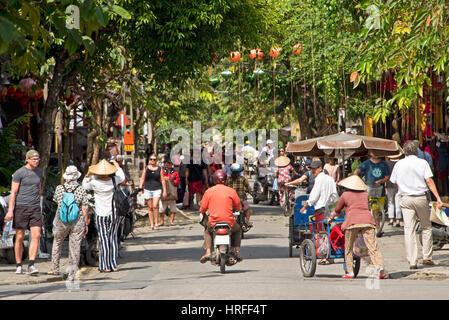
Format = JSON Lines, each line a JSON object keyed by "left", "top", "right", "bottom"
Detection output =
{"left": 111, "top": 5, "right": 131, "bottom": 20}
{"left": 82, "top": 35, "right": 95, "bottom": 54}
{"left": 95, "top": 7, "right": 106, "bottom": 26}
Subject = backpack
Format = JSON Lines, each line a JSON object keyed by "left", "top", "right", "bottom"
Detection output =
{"left": 59, "top": 185, "right": 80, "bottom": 223}
{"left": 112, "top": 177, "right": 129, "bottom": 217}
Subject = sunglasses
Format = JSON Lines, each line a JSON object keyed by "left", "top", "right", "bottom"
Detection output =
{"left": 150, "top": 158, "right": 157, "bottom": 161}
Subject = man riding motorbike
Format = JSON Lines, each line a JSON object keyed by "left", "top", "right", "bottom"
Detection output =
{"left": 199, "top": 170, "right": 243, "bottom": 263}
{"left": 226, "top": 163, "right": 253, "bottom": 227}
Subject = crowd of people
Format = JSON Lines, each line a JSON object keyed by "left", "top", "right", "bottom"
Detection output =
{"left": 3, "top": 137, "right": 446, "bottom": 279}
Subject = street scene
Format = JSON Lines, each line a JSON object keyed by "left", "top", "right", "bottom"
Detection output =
{"left": 1, "top": 0, "right": 449, "bottom": 305}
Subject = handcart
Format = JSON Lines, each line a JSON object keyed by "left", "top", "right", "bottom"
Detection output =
{"left": 291, "top": 195, "right": 361, "bottom": 277}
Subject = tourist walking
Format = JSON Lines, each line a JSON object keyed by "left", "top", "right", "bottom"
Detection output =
{"left": 328, "top": 175, "right": 388, "bottom": 279}
{"left": 47, "top": 165, "right": 89, "bottom": 277}
{"left": 160, "top": 156, "right": 180, "bottom": 226}
{"left": 390, "top": 140, "right": 443, "bottom": 269}
{"left": 5, "top": 150, "right": 43, "bottom": 275}
{"left": 139, "top": 154, "right": 167, "bottom": 229}
{"left": 82, "top": 159, "right": 125, "bottom": 272}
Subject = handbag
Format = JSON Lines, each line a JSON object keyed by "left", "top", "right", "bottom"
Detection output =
{"left": 353, "top": 233, "right": 369, "bottom": 257}
{"left": 183, "top": 187, "right": 190, "bottom": 207}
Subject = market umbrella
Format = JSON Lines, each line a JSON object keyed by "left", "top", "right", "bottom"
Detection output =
{"left": 286, "top": 132, "right": 400, "bottom": 158}
{"left": 286, "top": 132, "right": 401, "bottom": 177}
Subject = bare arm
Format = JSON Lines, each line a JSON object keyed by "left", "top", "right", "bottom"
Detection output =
{"left": 6, "top": 181, "right": 20, "bottom": 221}
{"left": 426, "top": 177, "right": 443, "bottom": 209}
{"left": 286, "top": 174, "right": 307, "bottom": 186}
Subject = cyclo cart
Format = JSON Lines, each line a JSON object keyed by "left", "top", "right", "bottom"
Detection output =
{"left": 290, "top": 193, "right": 360, "bottom": 277}
{"left": 285, "top": 132, "right": 402, "bottom": 277}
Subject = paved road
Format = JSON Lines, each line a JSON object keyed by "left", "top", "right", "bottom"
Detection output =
{"left": 0, "top": 201, "right": 449, "bottom": 300}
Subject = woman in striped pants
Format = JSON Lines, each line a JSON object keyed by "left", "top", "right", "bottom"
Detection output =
{"left": 82, "top": 159, "right": 125, "bottom": 272}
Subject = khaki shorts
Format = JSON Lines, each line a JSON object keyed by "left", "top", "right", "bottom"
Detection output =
{"left": 159, "top": 200, "right": 177, "bottom": 213}
{"left": 13, "top": 206, "right": 42, "bottom": 230}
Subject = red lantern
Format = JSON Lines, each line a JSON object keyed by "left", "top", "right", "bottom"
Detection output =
{"left": 249, "top": 49, "right": 257, "bottom": 60}
{"left": 269, "top": 47, "right": 281, "bottom": 59}
{"left": 229, "top": 51, "right": 241, "bottom": 62}
{"left": 293, "top": 43, "right": 302, "bottom": 55}
{"left": 249, "top": 49, "right": 263, "bottom": 60}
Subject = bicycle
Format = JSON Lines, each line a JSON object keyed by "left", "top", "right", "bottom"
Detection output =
{"left": 368, "top": 197, "right": 386, "bottom": 237}
{"left": 279, "top": 184, "right": 296, "bottom": 217}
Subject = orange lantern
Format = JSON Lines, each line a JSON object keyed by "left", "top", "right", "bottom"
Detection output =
{"left": 249, "top": 49, "right": 258, "bottom": 60}
{"left": 293, "top": 43, "right": 302, "bottom": 55}
{"left": 269, "top": 47, "right": 281, "bottom": 59}
{"left": 229, "top": 51, "right": 241, "bottom": 62}
{"left": 255, "top": 48, "right": 263, "bottom": 60}
{"left": 249, "top": 49, "right": 263, "bottom": 60}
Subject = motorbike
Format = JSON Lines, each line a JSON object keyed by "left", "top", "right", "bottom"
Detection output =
{"left": 210, "top": 222, "right": 240, "bottom": 274}
{"left": 252, "top": 166, "right": 279, "bottom": 205}
{"left": 118, "top": 187, "right": 142, "bottom": 243}
{"left": 416, "top": 206, "right": 449, "bottom": 251}
{"left": 0, "top": 192, "right": 30, "bottom": 264}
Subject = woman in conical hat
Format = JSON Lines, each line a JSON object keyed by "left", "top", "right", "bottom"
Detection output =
{"left": 328, "top": 174, "right": 388, "bottom": 280}
{"left": 274, "top": 148, "right": 298, "bottom": 208}
{"left": 82, "top": 159, "right": 125, "bottom": 272}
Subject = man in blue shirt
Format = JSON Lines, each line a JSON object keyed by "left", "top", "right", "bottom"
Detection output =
{"left": 354, "top": 150, "right": 391, "bottom": 236}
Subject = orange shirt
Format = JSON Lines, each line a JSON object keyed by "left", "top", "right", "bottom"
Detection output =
{"left": 199, "top": 184, "right": 242, "bottom": 227}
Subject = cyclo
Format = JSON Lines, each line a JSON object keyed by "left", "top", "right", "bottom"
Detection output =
{"left": 291, "top": 194, "right": 362, "bottom": 278}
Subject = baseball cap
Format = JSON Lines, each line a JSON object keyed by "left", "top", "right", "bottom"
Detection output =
{"left": 309, "top": 160, "right": 323, "bottom": 169}
{"left": 26, "top": 149, "right": 39, "bottom": 159}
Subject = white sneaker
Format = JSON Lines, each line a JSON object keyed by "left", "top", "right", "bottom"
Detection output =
{"left": 15, "top": 266, "right": 23, "bottom": 274}
{"left": 27, "top": 265, "right": 39, "bottom": 275}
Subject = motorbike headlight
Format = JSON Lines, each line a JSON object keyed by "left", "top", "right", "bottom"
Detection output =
{"left": 267, "top": 176, "right": 274, "bottom": 184}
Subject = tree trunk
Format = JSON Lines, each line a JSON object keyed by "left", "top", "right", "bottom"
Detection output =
{"left": 38, "top": 51, "right": 68, "bottom": 189}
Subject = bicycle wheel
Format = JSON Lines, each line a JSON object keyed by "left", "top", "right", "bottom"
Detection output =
{"left": 369, "top": 200, "right": 386, "bottom": 237}
{"left": 299, "top": 239, "right": 316, "bottom": 277}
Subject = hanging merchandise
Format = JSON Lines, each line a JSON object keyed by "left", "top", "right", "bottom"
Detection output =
{"left": 423, "top": 101, "right": 435, "bottom": 114}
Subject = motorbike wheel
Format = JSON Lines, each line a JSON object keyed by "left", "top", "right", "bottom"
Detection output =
{"left": 220, "top": 252, "right": 226, "bottom": 274}
{"left": 416, "top": 224, "right": 445, "bottom": 251}
{"left": 299, "top": 239, "right": 316, "bottom": 277}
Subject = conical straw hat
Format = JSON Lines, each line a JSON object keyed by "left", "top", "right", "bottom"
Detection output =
{"left": 338, "top": 175, "right": 367, "bottom": 191}
{"left": 89, "top": 159, "right": 117, "bottom": 176}
{"left": 274, "top": 156, "right": 290, "bottom": 167}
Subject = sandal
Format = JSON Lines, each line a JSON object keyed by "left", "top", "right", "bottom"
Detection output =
{"left": 342, "top": 273, "right": 354, "bottom": 279}
{"left": 200, "top": 255, "right": 211, "bottom": 264}
{"left": 318, "top": 259, "right": 332, "bottom": 265}
{"left": 46, "top": 270, "right": 59, "bottom": 276}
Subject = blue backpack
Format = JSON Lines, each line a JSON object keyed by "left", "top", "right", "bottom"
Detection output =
{"left": 59, "top": 185, "right": 80, "bottom": 223}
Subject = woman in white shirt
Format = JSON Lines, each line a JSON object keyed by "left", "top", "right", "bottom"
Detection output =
{"left": 82, "top": 159, "right": 125, "bottom": 272}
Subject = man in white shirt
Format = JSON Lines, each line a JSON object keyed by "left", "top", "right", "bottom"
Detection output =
{"left": 299, "top": 160, "right": 337, "bottom": 264}
{"left": 390, "top": 140, "right": 443, "bottom": 270}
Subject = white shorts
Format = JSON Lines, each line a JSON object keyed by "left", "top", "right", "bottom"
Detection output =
{"left": 144, "top": 189, "right": 162, "bottom": 200}
{"left": 159, "top": 200, "right": 177, "bottom": 213}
